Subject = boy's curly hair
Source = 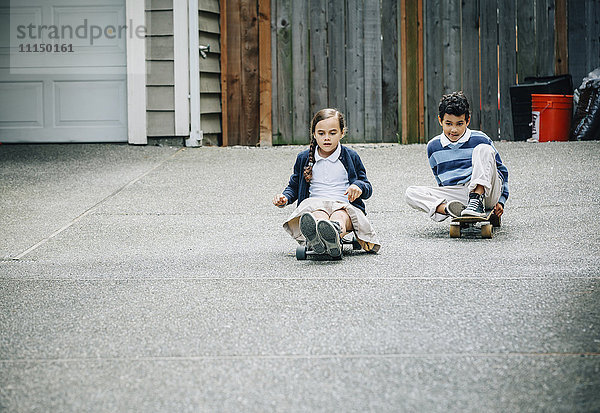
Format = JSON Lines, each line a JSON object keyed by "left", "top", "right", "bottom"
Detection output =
{"left": 439, "top": 91, "right": 470, "bottom": 121}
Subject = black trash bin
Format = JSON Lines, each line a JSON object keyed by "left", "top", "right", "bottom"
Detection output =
{"left": 509, "top": 75, "right": 573, "bottom": 141}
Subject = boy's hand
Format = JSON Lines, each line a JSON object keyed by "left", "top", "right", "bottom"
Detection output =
{"left": 273, "top": 194, "right": 288, "bottom": 208}
{"left": 494, "top": 203, "right": 504, "bottom": 217}
{"left": 345, "top": 184, "right": 363, "bottom": 202}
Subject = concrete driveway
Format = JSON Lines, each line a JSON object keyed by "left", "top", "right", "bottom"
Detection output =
{"left": 1, "top": 141, "right": 599, "bottom": 412}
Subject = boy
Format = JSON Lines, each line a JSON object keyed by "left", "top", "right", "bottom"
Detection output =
{"left": 405, "top": 91, "right": 509, "bottom": 221}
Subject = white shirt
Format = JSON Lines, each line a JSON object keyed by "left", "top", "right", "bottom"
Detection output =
{"left": 439, "top": 128, "right": 472, "bottom": 147}
{"left": 309, "top": 144, "right": 350, "bottom": 203}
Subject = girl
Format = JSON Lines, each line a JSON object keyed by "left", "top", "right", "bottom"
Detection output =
{"left": 272, "top": 108, "right": 381, "bottom": 257}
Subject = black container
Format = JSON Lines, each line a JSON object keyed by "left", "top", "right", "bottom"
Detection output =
{"left": 509, "top": 74, "right": 573, "bottom": 141}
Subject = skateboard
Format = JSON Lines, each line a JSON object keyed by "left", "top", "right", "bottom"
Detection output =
{"left": 450, "top": 210, "right": 501, "bottom": 239}
{"left": 296, "top": 235, "right": 362, "bottom": 260}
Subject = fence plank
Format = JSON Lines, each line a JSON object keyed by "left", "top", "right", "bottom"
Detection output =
{"left": 499, "top": 0, "right": 516, "bottom": 140}
{"left": 382, "top": 0, "right": 398, "bottom": 142}
{"left": 291, "top": 0, "right": 310, "bottom": 143}
{"left": 240, "top": 0, "right": 259, "bottom": 145}
{"left": 417, "top": 0, "right": 425, "bottom": 141}
{"left": 567, "top": 0, "right": 585, "bottom": 88}
{"left": 461, "top": 0, "right": 480, "bottom": 129}
{"left": 401, "top": 0, "right": 420, "bottom": 143}
{"left": 327, "top": 0, "right": 346, "bottom": 115}
{"left": 309, "top": 0, "right": 328, "bottom": 117}
{"left": 259, "top": 0, "right": 272, "bottom": 146}
{"left": 554, "top": 0, "right": 568, "bottom": 75}
{"left": 480, "top": 0, "right": 499, "bottom": 139}
{"left": 276, "top": 0, "right": 292, "bottom": 144}
{"left": 424, "top": 0, "right": 443, "bottom": 139}
{"left": 270, "top": 0, "right": 278, "bottom": 142}
{"left": 363, "top": 0, "right": 383, "bottom": 142}
{"left": 517, "top": 0, "right": 536, "bottom": 82}
{"left": 225, "top": 0, "right": 241, "bottom": 145}
{"left": 400, "top": 0, "right": 408, "bottom": 142}
{"left": 586, "top": 0, "right": 600, "bottom": 82}
{"left": 442, "top": 0, "right": 461, "bottom": 93}
{"left": 220, "top": 0, "right": 228, "bottom": 144}
{"left": 345, "top": 0, "right": 365, "bottom": 143}
{"left": 536, "top": 0, "right": 555, "bottom": 76}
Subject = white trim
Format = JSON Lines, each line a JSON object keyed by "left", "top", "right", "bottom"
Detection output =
{"left": 186, "top": 0, "right": 202, "bottom": 147}
{"left": 126, "top": 0, "right": 147, "bottom": 145}
{"left": 173, "top": 0, "right": 190, "bottom": 137}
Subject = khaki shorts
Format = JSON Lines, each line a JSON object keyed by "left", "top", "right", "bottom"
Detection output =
{"left": 283, "top": 198, "right": 381, "bottom": 253}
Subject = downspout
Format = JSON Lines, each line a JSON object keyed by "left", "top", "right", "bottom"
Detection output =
{"left": 186, "top": 0, "right": 202, "bottom": 147}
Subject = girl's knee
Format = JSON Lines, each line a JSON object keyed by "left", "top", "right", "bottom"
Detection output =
{"left": 312, "top": 209, "right": 330, "bottom": 220}
{"left": 330, "top": 209, "right": 350, "bottom": 221}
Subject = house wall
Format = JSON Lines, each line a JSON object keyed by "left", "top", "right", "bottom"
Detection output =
{"left": 145, "top": 0, "right": 175, "bottom": 136}
{"left": 145, "top": 0, "right": 222, "bottom": 144}
{"left": 198, "top": 0, "right": 222, "bottom": 145}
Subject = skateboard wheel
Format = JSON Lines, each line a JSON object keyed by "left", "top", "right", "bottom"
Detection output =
{"left": 481, "top": 223, "right": 493, "bottom": 239}
{"left": 296, "top": 245, "right": 307, "bottom": 260}
{"left": 450, "top": 222, "right": 461, "bottom": 238}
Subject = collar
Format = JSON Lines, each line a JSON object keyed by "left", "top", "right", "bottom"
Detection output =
{"left": 440, "top": 128, "right": 472, "bottom": 147}
{"left": 314, "top": 143, "right": 342, "bottom": 162}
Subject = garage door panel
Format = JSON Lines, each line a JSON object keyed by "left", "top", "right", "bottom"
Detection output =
{"left": 52, "top": 6, "right": 126, "bottom": 58}
{"left": 0, "top": 81, "right": 43, "bottom": 127}
{"left": 1, "top": 0, "right": 128, "bottom": 142}
{"left": 0, "top": 8, "right": 14, "bottom": 58}
{"left": 54, "top": 80, "right": 126, "bottom": 126}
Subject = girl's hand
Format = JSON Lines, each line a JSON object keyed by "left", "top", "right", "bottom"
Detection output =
{"left": 345, "top": 184, "right": 363, "bottom": 202}
{"left": 273, "top": 194, "right": 288, "bottom": 207}
{"left": 494, "top": 202, "right": 504, "bottom": 217}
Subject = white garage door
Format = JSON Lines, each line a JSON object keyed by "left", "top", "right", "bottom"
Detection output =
{"left": 0, "top": 0, "right": 127, "bottom": 143}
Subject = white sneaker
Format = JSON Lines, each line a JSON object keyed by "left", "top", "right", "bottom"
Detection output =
{"left": 299, "top": 213, "right": 326, "bottom": 254}
{"left": 316, "top": 220, "right": 342, "bottom": 258}
{"left": 446, "top": 200, "right": 466, "bottom": 218}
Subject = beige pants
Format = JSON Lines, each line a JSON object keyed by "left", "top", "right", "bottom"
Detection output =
{"left": 405, "top": 144, "right": 503, "bottom": 222}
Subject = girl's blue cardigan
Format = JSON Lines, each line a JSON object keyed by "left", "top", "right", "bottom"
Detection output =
{"left": 282, "top": 145, "right": 372, "bottom": 215}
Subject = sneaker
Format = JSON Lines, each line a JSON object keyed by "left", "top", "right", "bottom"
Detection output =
{"left": 299, "top": 213, "right": 326, "bottom": 254}
{"left": 316, "top": 220, "right": 342, "bottom": 258}
{"left": 445, "top": 200, "right": 466, "bottom": 218}
{"left": 461, "top": 192, "right": 486, "bottom": 217}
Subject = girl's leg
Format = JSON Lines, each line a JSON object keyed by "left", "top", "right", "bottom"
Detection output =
{"left": 311, "top": 210, "right": 330, "bottom": 221}
{"left": 329, "top": 209, "right": 353, "bottom": 236}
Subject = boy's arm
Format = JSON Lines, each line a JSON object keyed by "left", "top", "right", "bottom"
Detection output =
{"left": 350, "top": 154, "right": 373, "bottom": 200}
{"left": 494, "top": 150, "right": 509, "bottom": 206}
{"left": 427, "top": 144, "right": 442, "bottom": 186}
{"left": 281, "top": 155, "right": 302, "bottom": 205}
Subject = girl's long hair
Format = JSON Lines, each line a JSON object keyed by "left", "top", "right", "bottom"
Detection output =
{"left": 303, "top": 109, "right": 347, "bottom": 182}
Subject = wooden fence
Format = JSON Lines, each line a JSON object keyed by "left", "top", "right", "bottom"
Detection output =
{"left": 271, "top": 0, "right": 401, "bottom": 144}
{"left": 223, "top": 0, "right": 600, "bottom": 145}
{"left": 425, "top": 0, "right": 600, "bottom": 142}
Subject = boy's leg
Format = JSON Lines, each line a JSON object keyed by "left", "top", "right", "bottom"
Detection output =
{"left": 465, "top": 145, "right": 502, "bottom": 213}
{"left": 405, "top": 185, "right": 469, "bottom": 221}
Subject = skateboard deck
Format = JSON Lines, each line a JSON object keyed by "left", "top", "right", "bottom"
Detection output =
{"left": 450, "top": 210, "right": 500, "bottom": 238}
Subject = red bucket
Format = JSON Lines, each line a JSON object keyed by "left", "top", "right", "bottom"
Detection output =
{"left": 531, "top": 94, "right": 573, "bottom": 142}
